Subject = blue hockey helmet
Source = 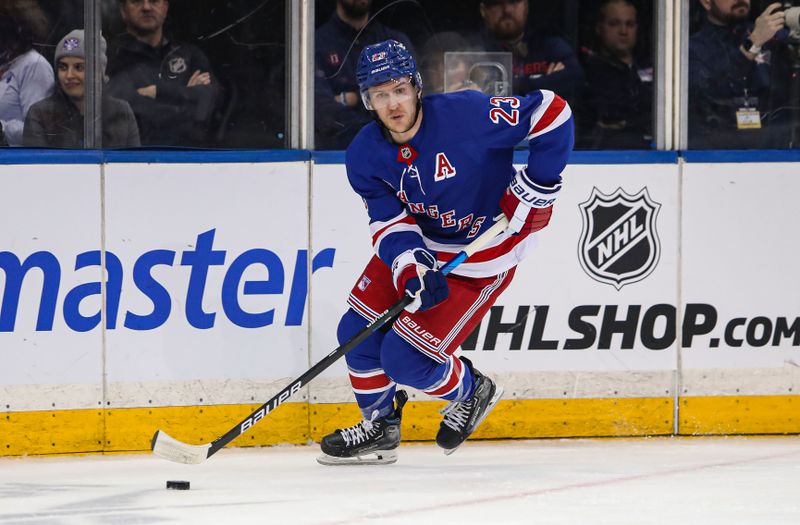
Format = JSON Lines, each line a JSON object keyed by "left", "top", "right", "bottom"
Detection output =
{"left": 356, "top": 39, "right": 423, "bottom": 108}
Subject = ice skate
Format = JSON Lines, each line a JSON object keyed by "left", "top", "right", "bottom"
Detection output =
{"left": 436, "top": 358, "right": 503, "bottom": 455}
{"left": 317, "top": 390, "right": 407, "bottom": 466}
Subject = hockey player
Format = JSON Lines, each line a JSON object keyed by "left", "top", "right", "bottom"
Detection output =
{"left": 318, "top": 39, "right": 573, "bottom": 465}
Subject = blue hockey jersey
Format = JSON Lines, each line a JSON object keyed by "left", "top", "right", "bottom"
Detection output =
{"left": 345, "top": 88, "right": 573, "bottom": 278}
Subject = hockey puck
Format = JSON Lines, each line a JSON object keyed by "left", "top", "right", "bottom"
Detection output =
{"left": 166, "top": 480, "right": 190, "bottom": 490}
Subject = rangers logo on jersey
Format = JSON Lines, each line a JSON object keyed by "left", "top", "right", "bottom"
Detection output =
{"left": 357, "top": 275, "right": 372, "bottom": 291}
{"left": 578, "top": 187, "right": 661, "bottom": 290}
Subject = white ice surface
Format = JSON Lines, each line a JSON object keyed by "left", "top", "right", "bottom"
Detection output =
{"left": 1, "top": 437, "right": 799, "bottom": 524}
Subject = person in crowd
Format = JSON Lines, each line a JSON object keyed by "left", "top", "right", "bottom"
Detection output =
{"left": 106, "top": 0, "right": 222, "bottom": 147}
{"left": 689, "top": 0, "right": 787, "bottom": 149}
{"left": 471, "top": 0, "right": 583, "bottom": 104}
{"left": 23, "top": 30, "right": 140, "bottom": 148}
{"left": 418, "top": 32, "right": 485, "bottom": 95}
{"left": 581, "top": 0, "right": 653, "bottom": 149}
{"left": 315, "top": 0, "right": 414, "bottom": 149}
{"left": 0, "top": 8, "right": 54, "bottom": 146}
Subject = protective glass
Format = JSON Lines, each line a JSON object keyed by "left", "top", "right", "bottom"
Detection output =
{"left": 98, "top": 0, "right": 288, "bottom": 149}
{"left": 361, "top": 77, "right": 417, "bottom": 111}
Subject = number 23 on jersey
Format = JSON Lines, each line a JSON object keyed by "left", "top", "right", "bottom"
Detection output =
{"left": 489, "top": 97, "right": 520, "bottom": 126}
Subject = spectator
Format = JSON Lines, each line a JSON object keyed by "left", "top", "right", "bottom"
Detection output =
{"left": 471, "top": 0, "right": 583, "bottom": 103}
{"left": 315, "top": 0, "right": 414, "bottom": 149}
{"left": 23, "top": 30, "right": 140, "bottom": 148}
{"left": 0, "top": 8, "right": 54, "bottom": 146}
{"left": 582, "top": 0, "right": 653, "bottom": 149}
{"left": 418, "top": 32, "right": 484, "bottom": 95}
{"left": 106, "top": 0, "right": 222, "bottom": 147}
{"left": 689, "top": 1, "right": 786, "bottom": 149}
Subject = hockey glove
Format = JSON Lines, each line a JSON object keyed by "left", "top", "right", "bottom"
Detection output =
{"left": 392, "top": 248, "right": 449, "bottom": 313}
{"left": 499, "top": 167, "right": 560, "bottom": 236}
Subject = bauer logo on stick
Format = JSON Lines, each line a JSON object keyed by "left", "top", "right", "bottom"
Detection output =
{"left": 578, "top": 187, "right": 661, "bottom": 290}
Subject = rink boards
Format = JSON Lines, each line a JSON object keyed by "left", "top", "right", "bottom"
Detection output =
{"left": 1, "top": 150, "right": 799, "bottom": 456}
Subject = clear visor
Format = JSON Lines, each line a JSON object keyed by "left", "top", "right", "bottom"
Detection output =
{"left": 361, "top": 76, "right": 417, "bottom": 111}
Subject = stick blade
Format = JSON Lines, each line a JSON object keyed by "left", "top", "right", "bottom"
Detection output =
{"left": 151, "top": 430, "right": 212, "bottom": 464}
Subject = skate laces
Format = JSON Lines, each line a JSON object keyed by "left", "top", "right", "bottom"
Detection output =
{"left": 339, "top": 410, "right": 380, "bottom": 446}
{"left": 440, "top": 399, "right": 474, "bottom": 432}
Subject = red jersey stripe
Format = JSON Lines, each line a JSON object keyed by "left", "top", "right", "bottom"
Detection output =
{"left": 436, "top": 233, "right": 526, "bottom": 265}
{"left": 371, "top": 214, "right": 418, "bottom": 247}
{"left": 529, "top": 95, "right": 567, "bottom": 136}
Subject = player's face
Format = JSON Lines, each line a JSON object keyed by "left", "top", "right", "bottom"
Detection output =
{"left": 367, "top": 78, "right": 419, "bottom": 132}
{"left": 57, "top": 57, "right": 85, "bottom": 101}
{"left": 121, "top": 0, "right": 169, "bottom": 36}
{"left": 702, "top": 0, "right": 750, "bottom": 23}
{"left": 480, "top": 0, "right": 528, "bottom": 41}
{"left": 597, "top": 2, "right": 637, "bottom": 55}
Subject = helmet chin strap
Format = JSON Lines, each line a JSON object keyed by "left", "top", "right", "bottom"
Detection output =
{"left": 375, "top": 94, "right": 423, "bottom": 144}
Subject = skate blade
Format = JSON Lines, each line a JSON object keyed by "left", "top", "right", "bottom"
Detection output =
{"left": 316, "top": 449, "right": 398, "bottom": 466}
{"left": 442, "top": 385, "right": 504, "bottom": 456}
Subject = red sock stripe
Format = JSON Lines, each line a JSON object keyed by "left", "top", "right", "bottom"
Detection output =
{"left": 424, "top": 357, "right": 464, "bottom": 398}
{"left": 349, "top": 371, "right": 393, "bottom": 393}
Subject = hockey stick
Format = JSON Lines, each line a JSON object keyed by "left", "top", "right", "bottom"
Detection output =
{"left": 152, "top": 216, "right": 509, "bottom": 464}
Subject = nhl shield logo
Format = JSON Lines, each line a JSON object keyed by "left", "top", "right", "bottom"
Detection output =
{"left": 168, "top": 57, "right": 187, "bottom": 75}
{"left": 578, "top": 187, "right": 661, "bottom": 290}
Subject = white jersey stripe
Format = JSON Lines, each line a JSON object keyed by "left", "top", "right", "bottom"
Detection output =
{"left": 373, "top": 222, "right": 424, "bottom": 254}
{"left": 429, "top": 234, "right": 537, "bottom": 278}
{"left": 348, "top": 368, "right": 388, "bottom": 378}
{"left": 425, "top": 228, "right": 511, "bottom": 254}
{"left": 527, "top": 89, "right": 555, "bottom": 136}
{"left": 347, "top": 294, "right": 381, "bottom": 322}
{"left": 368, "top": 210, "right": 409, "bottom": 236}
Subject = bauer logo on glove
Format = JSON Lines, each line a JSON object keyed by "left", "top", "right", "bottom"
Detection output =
{"left": 510, "top": 177, "right": 557, "bottom": 208}
{"left": 500, "top": 167, "right": 561, "bottom": 236}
